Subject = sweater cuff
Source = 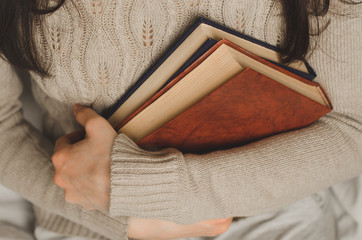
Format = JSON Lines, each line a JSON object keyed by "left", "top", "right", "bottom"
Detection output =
{"left": 110, "top": 133, "right": 184, "bottom": 220}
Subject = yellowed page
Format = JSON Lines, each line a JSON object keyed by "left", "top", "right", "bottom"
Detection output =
{"left": 120, "top": 45, "right": 244, "bottom": 142}
{"left": 201, "top": 24, "right": 307, "bottom": 72}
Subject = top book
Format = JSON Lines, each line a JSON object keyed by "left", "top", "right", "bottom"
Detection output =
{"left": 105, "top": 18, "right": 317, "bottom": 127}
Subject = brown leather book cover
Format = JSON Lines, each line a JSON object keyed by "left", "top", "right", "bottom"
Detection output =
{"left": 137, "top": 68, "right": 332, "bottom": 153}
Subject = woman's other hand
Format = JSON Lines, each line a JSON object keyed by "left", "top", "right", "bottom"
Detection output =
{"left": 52, "top": 104, "right": 117, "bottom": 211}
{"left": 128, "top": 217, "right": 233, "bottom": 240}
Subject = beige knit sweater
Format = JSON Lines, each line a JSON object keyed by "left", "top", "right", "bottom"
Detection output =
{"left": 0, "top": 0, "right": 361, "bottom": 239}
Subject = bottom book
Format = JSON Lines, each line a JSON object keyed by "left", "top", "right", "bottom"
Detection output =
{"left": 138, "top": 67, "right": 331, "bottom": 153}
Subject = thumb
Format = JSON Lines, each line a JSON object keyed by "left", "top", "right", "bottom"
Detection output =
{"left": 73, "top": 104, "right": 113, "bottom": 139}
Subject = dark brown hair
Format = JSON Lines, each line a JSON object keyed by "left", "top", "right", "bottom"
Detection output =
{"left": 0, "top": 0, "right": 360, "bottom": 76}
{"left": 0, "top": 0, "right": 64, "bottom": 76}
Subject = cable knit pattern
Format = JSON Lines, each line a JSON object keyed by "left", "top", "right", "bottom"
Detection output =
{"left": 0, "top": 0, "right": 361, "bottom": 239}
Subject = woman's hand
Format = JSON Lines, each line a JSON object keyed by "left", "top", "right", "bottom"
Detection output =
{"left": 52, "top": 105, "right": 233, "bottom": 239}
{"left": 52, "top": 104, "right": 117, "bottom": 211}
{"left": 128, "top": 217, "right": 233, "bottom": 240}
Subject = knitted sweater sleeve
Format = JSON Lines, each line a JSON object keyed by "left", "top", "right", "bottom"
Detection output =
{"left": 109, "top": 6, "right": 362, "bottom": 224}
{"left": 0, "top": 60, "right": 129, "bottom": 240}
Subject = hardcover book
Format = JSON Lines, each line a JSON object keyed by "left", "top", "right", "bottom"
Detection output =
{"left": 117, "top": 39, "right": 332, "bottom": 153}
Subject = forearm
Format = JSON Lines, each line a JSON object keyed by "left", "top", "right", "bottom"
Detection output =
{"left": 109, "top": 113, "right": 362, "bottom": 224}
{"left": 0, "top": 60, "right": 128, "bottom": 239}
{"left": 0, "top": 111, "right": 129, "bottom": 239}
{"left": 180, "top": 113, "right": 362, "bottom": 221}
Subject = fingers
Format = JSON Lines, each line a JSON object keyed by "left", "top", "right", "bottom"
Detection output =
{"left": 73, "top": 104, "right": 115, "bottom": 139}
{"left": 73, "top": 104, "right": 97, "bottom": 126}
{"left": 65, "top": 129, "right": 86, "bottom": 143}
{"left": 53, "top": 129, "right": 85, "bottom": 170}
{"left": 193, "top": 217, "right": 233, "bottom": 237}
{"left": 54, "top": 129, "right": 85, "bottom": 152}
{"left": 53, "top": 104, "right": 116, "bottom": 168}
{"left": 54, "top": 135, "right": 72, "bottom": 153}
{"left": 127, "top": 217, "right": 233, "bottom": 239}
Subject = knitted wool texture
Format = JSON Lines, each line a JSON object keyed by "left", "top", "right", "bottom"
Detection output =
{"left": 0, "top": 0, "right": 361, "bottom": 239}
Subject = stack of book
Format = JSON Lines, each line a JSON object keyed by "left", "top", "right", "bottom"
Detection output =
{"left": 105, "top": 18, "right": 332, "bottom": 153}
